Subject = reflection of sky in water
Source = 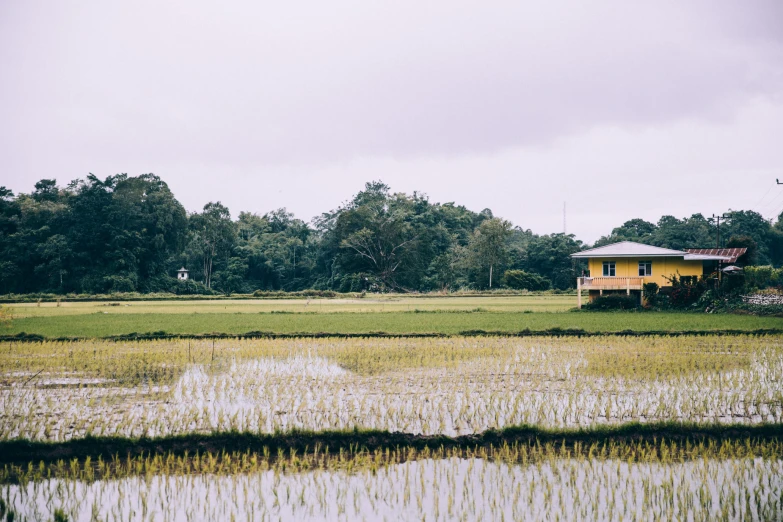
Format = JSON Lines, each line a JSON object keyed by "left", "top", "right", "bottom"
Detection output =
{"left": 4, "top": 457, "right": 782, "bottom": 521}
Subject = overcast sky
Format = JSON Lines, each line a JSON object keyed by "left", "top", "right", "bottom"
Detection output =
{"left": 2, "top": 1, "right": 782, "bottom": 242}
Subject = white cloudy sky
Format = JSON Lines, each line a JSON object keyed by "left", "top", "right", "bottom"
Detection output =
{"left": 1, "top": 0, "right": 782, "bottom": 242}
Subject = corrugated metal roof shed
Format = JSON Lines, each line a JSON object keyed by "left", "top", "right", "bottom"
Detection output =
{"left": 684, "top": 248, "right": 747, "bottom": 264}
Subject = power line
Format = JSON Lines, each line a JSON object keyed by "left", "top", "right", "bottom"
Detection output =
{"left": 759, "top": 188, "right": 783, "bottom": 216}
{"left": 766, "top": 179, "right": 783, "bottom": 222}
{"left": 752, "top": 182, "right": 776, "bottom": 209}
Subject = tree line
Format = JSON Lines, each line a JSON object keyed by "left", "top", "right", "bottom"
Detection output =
{"left": 1, "top": 174, "right": 781, "bottom": 295}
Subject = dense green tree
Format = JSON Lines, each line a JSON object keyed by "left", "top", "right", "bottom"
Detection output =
{"left": 3, "top": 175, "right": 782, "bottom": 295}
{"left": 7, "top": 185, "right": 70, "bottom": 292}
{"left": 594, "top": 218, "right": 657, "bottom": 246}
{"left": 331, "top": 182, "right": 421, "bottom": 290}
{"left": 311, "top": 183, "right": 482, "bottom": 292}
{"left": 652, "top": 214, "right": 713, "bottom": 250}
{"left": 214, "top": 256, "right": 249, "bottom": 295}
{"left": 725, "top": 236, "right": 757, "bottom": 266}
{"left": 108, "top": 174, "right": 187, "bottom": 291}
{"left": 32, "top": 179, "right": 59, "bottom": 202}
{"left": 234, "top": 209, "right": 317, "bottom": 291}
{"left": 35, "top": 234, "right": 72, "bottom": 289}
{"left": 188, "top": 202, "right": 235, "bottom": 289}
{"left": 469, "top": 218, "right": 512, "bottom": 288}
{"left": 424, "top": 244, "right": 469, "bottom": 291}
{"left": 720, "top": 211, "right": 777, "bottom": 265}
{"left": 0, "top": 187, "right": 21, "bottom": 293}
{"left": 524, "top": 233, "right": 584, "bottom": 290}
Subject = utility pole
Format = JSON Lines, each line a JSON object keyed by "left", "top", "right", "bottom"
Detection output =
{"left": 712, "top": 214, "right": 722, "bottom": 248}
{"left": 712, "top": 212, "right": 732, "bottom": 248}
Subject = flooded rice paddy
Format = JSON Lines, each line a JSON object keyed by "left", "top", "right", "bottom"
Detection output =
{"left": 3, "top": 455, "right": 782, "bottom": 521}
{"left": 1, "top": 335, "right": 782, "bottom": 520}
{"left": 1, "top": 336, "right": 781, "bottom": 440}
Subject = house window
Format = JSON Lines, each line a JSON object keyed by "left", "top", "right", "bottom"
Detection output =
{"left": 602, "top": 261, "right": 616, "bottom": 277}
{"left": 638, "top": 261, "right": 652, "bottom": 276}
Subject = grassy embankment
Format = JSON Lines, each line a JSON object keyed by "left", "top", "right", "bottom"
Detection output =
{"left": 3, "top": 422, "right": 782, "bottom": 471}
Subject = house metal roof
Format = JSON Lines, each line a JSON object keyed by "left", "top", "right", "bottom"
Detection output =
{"left": 571, "top": 241, "right": 731, "bottom": 260}
{"left": 684, "top": 248, "right": 747, "bottom": 264}
{"left": 571, "top": 241, "right": 689, "bottom": 258}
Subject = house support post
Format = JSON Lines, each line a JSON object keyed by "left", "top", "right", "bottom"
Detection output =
{"left": 577, "top": 278, "right": 582, "bottom": 309}
{"left": 626, "top": 279, "right": 630, "bottom": 295}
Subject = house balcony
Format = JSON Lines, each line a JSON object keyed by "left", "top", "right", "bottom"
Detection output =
{"left": 576, "top": 277, "right": 644, "bottom": 308}
{"left": 577, "top": 276, "right": 644, "bottom": 291}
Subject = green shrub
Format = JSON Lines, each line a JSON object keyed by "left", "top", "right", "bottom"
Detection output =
{"left": 663, "top": 274, "right": 708, "bottom": 308}
{"left": 503, "top": 270, "right": 551, "bottom": 291}
{"left": 744, "top": 266, "right": 783, "bottom": 289}
{"left": 252, "top": 289, "right": 339, "bottom": 298}
{"left": 642, "top": 283, "right": 659, "bottom": 306}
{"left": 584, "top": 293, "right": 640, "bottom": 310}
{"left": 337, "top": 273, "right": 380, "bottom": 293}
{"left": 174, "top": 279, "right": 216, "bottom": 295}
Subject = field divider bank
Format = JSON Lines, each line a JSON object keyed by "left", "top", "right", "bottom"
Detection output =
{"left": 3, "top": 327, "right": 783, "bottom": 343}
{"left": 2, "top": 422, "right": 782, "bottom": 467}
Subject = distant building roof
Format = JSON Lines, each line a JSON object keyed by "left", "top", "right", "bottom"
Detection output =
{"left": 177, "top": 267, "right": 189, "bottom": 272}
{"left": 571, "top": 241, "right": 730, "bottom": 260}
{"left": 684, "top": 248, "right": 747, "bottom": 264}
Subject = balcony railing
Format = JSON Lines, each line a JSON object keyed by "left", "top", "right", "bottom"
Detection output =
{"left": 578, "top": 277, "right": 644, "bottom": 290}
{"left": 576, "top": 277, "right": 645, "bottom": 308}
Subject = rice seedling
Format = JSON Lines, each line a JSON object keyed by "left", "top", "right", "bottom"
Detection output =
{"left": 3, "top": 437, "right": 781, "bottom": 484}
{"left": 1, "top": 335, "right": 781, "bottom": 441}
{"left": 1, "top": 445, "right": 780, "bottom": 521}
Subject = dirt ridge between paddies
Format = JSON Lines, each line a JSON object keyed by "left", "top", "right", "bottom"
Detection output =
{"left": 3, "top": 327, "right": 783, "bottom": 343}
{"left": 2, "top": 422, "right": 782, "bottom": 466}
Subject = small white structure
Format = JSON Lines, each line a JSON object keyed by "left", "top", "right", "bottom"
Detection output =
{"left": 177, "top": 267, "right": 189, "bottom": 281}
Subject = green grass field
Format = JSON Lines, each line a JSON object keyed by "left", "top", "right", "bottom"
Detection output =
{"left": 8, "top": 295, "right": 574, "bottom": 317}
{"left": 2, "top": 295, "right": 780, "bottom": 337}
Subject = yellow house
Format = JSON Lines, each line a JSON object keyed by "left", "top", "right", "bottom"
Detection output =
{"left": 570, "top": 241, "right": 730, "bottom": 307}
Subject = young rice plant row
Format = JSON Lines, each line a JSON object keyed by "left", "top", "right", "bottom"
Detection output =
{"left": 1, "top": 335, "right": 781, "bottom": 441}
